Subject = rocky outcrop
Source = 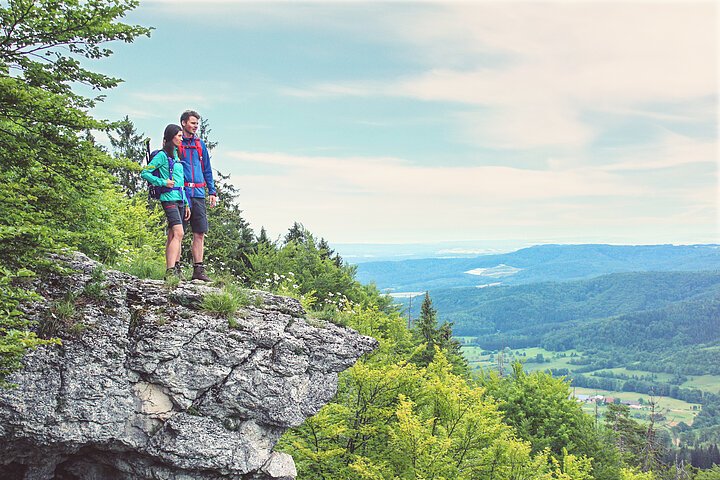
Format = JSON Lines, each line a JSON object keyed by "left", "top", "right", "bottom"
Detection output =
{"left": 0, "top": 254, "right": 377, "bottom": 479}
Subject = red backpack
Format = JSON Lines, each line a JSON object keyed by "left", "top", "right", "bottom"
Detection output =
{"left": 178, "top": 138, "right": 207, "bottom": 188}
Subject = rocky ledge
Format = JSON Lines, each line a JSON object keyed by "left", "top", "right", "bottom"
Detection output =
{"left": 0, "top": 254, "right": 377, "bottom": 479}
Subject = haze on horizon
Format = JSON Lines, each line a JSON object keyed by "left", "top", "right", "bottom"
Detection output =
{"left": 94, "top": 1, "right": 718, "bottom": 245}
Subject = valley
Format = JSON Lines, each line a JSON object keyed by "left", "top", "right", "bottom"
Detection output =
{"left": 461, "top": 344, "right": 710, "bottom": 428}
{"left": 351, "top": 243, "right": 720, "bottom": 449}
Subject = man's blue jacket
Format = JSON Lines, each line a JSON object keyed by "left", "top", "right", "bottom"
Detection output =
{"left": 179, "top": 136, "right": 216, "bottom": 199}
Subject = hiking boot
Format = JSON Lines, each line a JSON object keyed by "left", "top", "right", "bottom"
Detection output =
{"left": 164, "top": 268, "right": 176, "bottom": 281}
{"left": 192, "top": 263, "right": 211, "bottom": 282}
{"left": 173, "top": 264, "right": 185, "bottom": 281}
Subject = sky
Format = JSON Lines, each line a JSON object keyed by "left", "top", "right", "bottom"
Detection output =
{"left": 91, "top": 0, "right": 719, "bottom": 247}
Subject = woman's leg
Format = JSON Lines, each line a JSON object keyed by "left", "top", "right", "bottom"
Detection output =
{"left": 166, "top": 225, "right": 184, "bottom": 269}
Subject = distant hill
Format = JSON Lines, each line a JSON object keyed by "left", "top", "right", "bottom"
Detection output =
{"left": 361, "top": 245, "right": 720, "bottom": 375}
{"left": 356, "top": 244, "right": 720, "bottom": 292}
{"left": 426, "top": 270, "right": 720, "bottom": 374}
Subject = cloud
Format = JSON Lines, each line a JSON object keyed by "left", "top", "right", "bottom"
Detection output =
{"left": 599, "top": 133, "right": 717, "bottom": 172}
{"left": 278, "top": 3, "right": 716, "bottom": 150}
{"left": 120, "top": 1, "right": 717, "bottom": 243}
{"left": 454, "top": 104, "right": 596, "bottom": 149}
{"left": 228, "top": 150, "right": 643, "bottom": 200}
{"left": 130, "top": 93, "right": 209, "bottom": 105}
{"left": 222, "top": 146, "right": 715, "bottom": 243}
{"left": 104, "top": 106, "right": 164, "bottom": 120}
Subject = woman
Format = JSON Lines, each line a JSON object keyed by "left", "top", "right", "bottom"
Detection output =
{"left": 141, "top": 124, "right": 191, "bottom": 279}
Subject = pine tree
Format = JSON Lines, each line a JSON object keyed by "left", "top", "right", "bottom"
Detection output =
{"left": 198, "top": 117, "right": 218, "bottom": 151}
{"left": 711, "top": 443, "right": 720, "bottom": 465}
{"left": 317, "top": 237, "right": 343, "bottom": 267}
{"left": 410, "top": 292, "right": 468, "bottom": 374}
{"left": 200, "top": 170, "right": 255, "bottom": 277}
{"left": 437, "top": 321, "right": 469, "bottom": 376}
{"left": 604, "top": 403, "right": 648, "bottom": 468}
{"left": 417, "top": 292, "right": 437, "bottom": 345}
{"left": 284, "top": 222, "right": 308, "bottom": 245}
{"left": 256, "top": 227, "right": 273, "bottom": 247}
{"left": 108, "top": 115, "right": 147, "bottom": 197}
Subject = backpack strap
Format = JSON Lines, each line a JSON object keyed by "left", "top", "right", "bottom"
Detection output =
{"left": 178, "top": 137, "right": 208, "bottom": 189}
{"left": 195, "top": 138, "right": 204, "bottom": 168}
{"left": 159, "top": 152, "right": 182, "bottom": 194}
{"left": 178, "top": 137, "right": 206, "bottom": 170}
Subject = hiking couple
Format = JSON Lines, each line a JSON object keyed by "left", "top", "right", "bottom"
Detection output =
{"left": 141, "top": 110, "right": 217, "bottom": 282}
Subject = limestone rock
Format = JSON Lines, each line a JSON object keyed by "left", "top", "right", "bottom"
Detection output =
{"left": 0, "top": 253, "right": 377, "bottom": 479}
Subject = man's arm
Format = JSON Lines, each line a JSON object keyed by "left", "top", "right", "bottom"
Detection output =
{"left": 201, "top": 141, "right": 216, "bottom": 195}
{"left": 201, "top": 140, "right": 218, "bottom": 206}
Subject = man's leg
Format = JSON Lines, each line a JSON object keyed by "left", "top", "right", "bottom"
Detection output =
{"left": 192, "top": 232, "right": 204, "bottom": 264}
{"left": 191, "top": 233, "right": 210, "bottom": 281}
{"left": 190, "top": 198, "right": 211, "bottom": 281}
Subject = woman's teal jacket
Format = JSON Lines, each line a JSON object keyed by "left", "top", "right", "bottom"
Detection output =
{"left": 141, "top": 149, "right": 189, "bottom": 205}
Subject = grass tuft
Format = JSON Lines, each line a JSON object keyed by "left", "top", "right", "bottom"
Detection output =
{"left": 202, "top": 288, "right": 245, "bottom": 319}
{"left": 115, "top": 246, "right": 166, "bottom": 280}
{"left": 164, "top": 275, "right": 180, "bottom": 288}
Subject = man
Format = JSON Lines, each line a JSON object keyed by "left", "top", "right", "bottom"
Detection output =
{"left": 178, "top": 109, "right": 218, "bottom": 281}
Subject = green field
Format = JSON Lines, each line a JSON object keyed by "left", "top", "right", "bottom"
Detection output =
{"left": 462, "top": 345, "right": 583, "bottom": 373}
{"left": 681, "top": 375, "right": 720, "bottom": 395}
{"left": 594, "top": 367, "right": 674, "bottom": 383}
{"left": 571, "top": 387, "right": 700, "bottom": 427}
{"left": 462, "top": 345, "right": 720, "bottom": 393}
{"left": 461, "top": 344, "right": 714, "bottom": 428}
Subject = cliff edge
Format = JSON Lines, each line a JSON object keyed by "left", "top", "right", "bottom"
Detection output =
{"left": 0, "top": 254, "right": 377, "bottom": 479}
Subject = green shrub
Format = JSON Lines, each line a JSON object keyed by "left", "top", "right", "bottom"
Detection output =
{"left": 39, "top": 292, "right": 78, "bottom": 338}
{"left": 68, "top": 322, "right": 87, "bottom": 336}
{"left": 0, "top": 269, "right": 60, "bottom": 387}
{"left": 54, "top": 294, "right": 77, "bottom": 321}
{"left": 90, "top": 266, "right": 107, "bottom": 283}
{"left": 201, "top": 286, "right": 249, "bottom": 319}
{"left": 83, "top": 282, "right": 107, "bottom": 300}
{"left": 82, "top": 267, "right": 107, "bottom": 300}
{"left": 115, "top": 245, "right": 166, "bottom": 280}
{"left": 223, "top": 283, "right": 250, "bottom": 307}
{"left": 0, "top": 0, "right": 149, "bottom": 387}
{"left": 211, "top": 273, "right": 237, "bottom": 289}
{"left": 202, "top": 291, "right": 241, "bottom": 318}
{"left": 164, "top": 275, "right": 180, "bottom": 288}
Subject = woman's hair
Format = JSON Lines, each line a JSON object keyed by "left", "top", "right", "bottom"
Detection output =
{"left": 162, "top": 124, "right": 182, "bottom": 156}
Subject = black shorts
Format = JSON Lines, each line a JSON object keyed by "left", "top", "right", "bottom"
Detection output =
{"left": 184, "top": 197, "right": 209, "bottom": 233}
{"left": 162, "top": 201, "right": 185, "bottom": 228}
